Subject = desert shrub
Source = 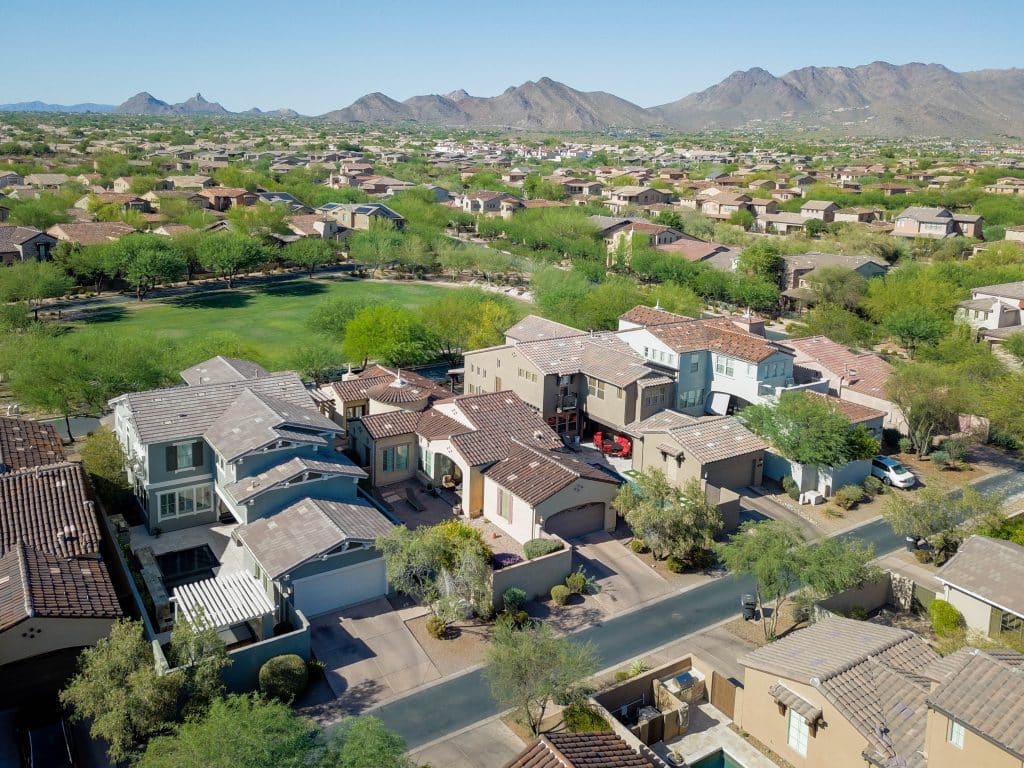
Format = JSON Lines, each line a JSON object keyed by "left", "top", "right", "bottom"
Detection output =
{"left": 496, "top": 609, "right": 531, "bottom": 630}
{"left": 306, "top": 658, "right": 326, "bottom": 680}
{"left": 492, "top": 552, "right": 523, "bottom": 569}
{"left": 426, "top": 615, "right": 448, "bottom": 639}
{"left": 834, "top": 484, "right": 866, "bottom": 510}
{"left": 991, "top": 430, "right": 1022, "bottom": 452}
{"left": 665, "top": 555, "right": 685, "bottom": 573}
{"left": 524, "top": 538, "right": 563, "bottom": 560}
{"left": 898, "top": 437, "right": 914, "bottom": 454}
{"left": 913, "top": 548, "right": 932, "bottom": 564}
{"left": 941, "top": 438, "right": 968, "bottom": 462}
{"left": 258, "top": 654, "right": 309, "bottom": 702}
{"left": 848, "top": 605, "right": 869, "bottom": 621}
{"left": 782, "top": 475, "right": 800, "bottom": 500}
{"left": 565, "top": 571, "right": 587, "bottom": 595}
{"left": 563, "top": 702, "right": 610, "bottom": 733}
{"left": 629, "top": 538, "right": 649, "bottom": 554}
{"left": 863, "top": 475, "right": 884, "bottom": 496}
{"left": 550, "top": 585, "right": 570, "bottom": 606}
{"left": 929, "top": 599, "right": 965, "bottom": 637}
{"left": 614, "top": 670, "right": 631, "bottom": 682}
{"left": 502, "top": 587, "right": 528, "bottom": 613}
{"left": 930, "top": 450, "right": 950, "bottom": 469}
{"left": 628, "top": 658, "right": 650, "bottom": 677}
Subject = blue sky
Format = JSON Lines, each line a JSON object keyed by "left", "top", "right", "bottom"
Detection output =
{"left": 5, "top": 0, "right": 1023, "bottom": 114}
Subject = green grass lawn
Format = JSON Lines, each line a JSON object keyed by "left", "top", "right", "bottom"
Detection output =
{"left": 73, "top": 278, "right": 469, "bottom": 369}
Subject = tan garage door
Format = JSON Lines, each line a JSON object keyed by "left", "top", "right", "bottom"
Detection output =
{"left": 544, "top": 502, "right": 606, "bottom": 540}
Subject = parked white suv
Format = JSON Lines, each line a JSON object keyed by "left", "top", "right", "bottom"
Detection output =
{"left": 871, "top": 456, "right": 916, "bottom": 488}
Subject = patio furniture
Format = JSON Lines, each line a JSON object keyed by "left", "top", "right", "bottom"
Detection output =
{"left": 406, "top": 486, "right": 426, "bottom": 512}
{"left": 441, "top": 474, "right": 457, "bottom": 490}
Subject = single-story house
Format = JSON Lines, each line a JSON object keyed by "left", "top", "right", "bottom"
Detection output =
{"left": 936, "top": 535, "right": 1024, "bottom": 639}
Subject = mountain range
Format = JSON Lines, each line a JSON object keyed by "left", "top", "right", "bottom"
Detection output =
{"left": 0, "top": 101, "right": 115, "bottom": 113}
{"left": 5, "top": 62, "right": 1024, "bottom": 136}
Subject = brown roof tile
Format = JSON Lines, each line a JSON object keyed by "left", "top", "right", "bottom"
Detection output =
{"left": 504, "top": 731, "right": 659, "bottom": 768}
{"left": 0, "top": 418, "right": 65, "bottom": 473}
{"left": 483, "top": 440, "right": 619, "bottom": 506}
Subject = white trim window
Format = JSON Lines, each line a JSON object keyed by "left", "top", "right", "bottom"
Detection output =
{"left": 157, "top": 484, "right": 213, "bottom": 522}
{"left": 787, "top": 709, "right": 809, "bottom": 756}
{"left": 948, "top": 719, "right": 965, "bottom": 749}
{"left": 715, "top": 355, "right": 735, "bottom": 377}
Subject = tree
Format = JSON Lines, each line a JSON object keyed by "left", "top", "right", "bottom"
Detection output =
{"left": 348, "top": 222, "right": 402, "bottom": 276}
{"left": 61, "top": 620, "right": 183, "bottom": 764}
{"left": 484, "top": 622, "right": 598, "bottom": 736}
{"left": 170, "top": 230, "right": 207, "bottom": 282}
{"left": 169, "top": 608, "right": 230, "bottom": 719}
{"left": 802, "top": 266, "right": 868, "bottom": 310}
{"left": 882, "top": 485, "right": 1003, "bottom": 559}
{"left": 376, "top": 520, "right": 492, "bottom": 621}
{"left": 420, "top": 291, "right": 518, "bottom": 364}
{"left": 716, "top": 521, "right": 805, "bottom": 641}
{"left": 804, "top": 217, "right": 826, "bottom": 237}
{"left": 883, "top": 306, "right": 947, "bottom": 356}
{"left": 290, "top": 342, "right": 340, "bottom": 384}
{"left": 79, "top": 426, "right": 129, "bottom": 502}
{"left": 615, "top": 471, "right": 721, "bottom": 563}
{"left": 306, "top": 295, "right": 371, "bottom": 337}
{"left": 728, "top": 209, "right": 755, "bottom": 231}
{"left": 54, "top": 241, "right": 120, "bottom": 293}
{"left": 790, "top": 303, "right": 877, "bottom": 347}
{"left": 886, "top": 361, "right": 966, "bottom": 456}
{"left": 113, "top": 234, "right": 186, "bottom": 300}
{"left": 198, "top": 233, "right": 266, "bottom": 288}
{"left": 736, "top": 240, "right": 783, "bottom": 284}
{"left": 0, "top": 259, "right": 74, "bottom": 316}
{"left": 341, "top": 304, "right": 433, "bottom": 367}
{"left": 137, "top": 695, "right": 317, "bottom": 768}
{"left": 284, "top": 237, "right": 336, "bottom": 276}
{"left": 320, "top": 716, "right": 412, "bottom": 768}
{"left": 739, "top": 390, "right": 880, "bottom": 467}
{"left": 225, "top": 201, "right": 290, "bottom": 236}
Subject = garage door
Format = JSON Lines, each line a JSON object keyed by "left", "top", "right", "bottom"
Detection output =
{"left": 291, "top": 558, "right": 387, "bottom": 618}
{"left": 544, "top": 502, "right": 606, "bottom": 540}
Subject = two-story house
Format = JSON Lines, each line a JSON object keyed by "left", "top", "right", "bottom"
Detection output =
{"left": 605, "top": 186, "right": 672, "bottom": 214}
{"left": 316, "top": 202, "right": 405, "bottom": 231}
{"left": 799, "top": 200, "right": 839, "bottom": 222}
{"left": 0, "top": 225, "right": 57, "bottom": 265}
{"left": 956, "top": 279, "right": 1024, "bottom": 343}
{"left": 197, "top": 187, "right": 259, "bottom": 212}
{"left": 893, "top": 206, "right": 984, "bottom": 239}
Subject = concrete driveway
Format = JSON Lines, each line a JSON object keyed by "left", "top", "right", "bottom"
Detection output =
{"left": 573, "top": 530, "right": 672, "bottom": 615}
{"left": 409, "top": 718, "right": 525, "bottom": 768}
{"left": 308, "top": 598, "right": 440, "bottom": 713}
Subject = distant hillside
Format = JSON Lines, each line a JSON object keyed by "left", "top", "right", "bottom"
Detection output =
{"left": 653, "top": 62, "right": 1024, "bottom": 136}
{"left": 0, "top": 101, "right": 115, "bottom": 113}
{"left": 320, "top": 77, "right": 659, "bottom": 131}
{"left": 115, "top": 92, "right": 230, "bottom": 116}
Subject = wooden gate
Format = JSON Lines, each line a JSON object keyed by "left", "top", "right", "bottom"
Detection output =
{"left": 710, "top": 671, "right": 737, "bottom": 719}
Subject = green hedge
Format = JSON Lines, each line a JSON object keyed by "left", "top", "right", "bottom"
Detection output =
{"left": 524, "top": 538, "right": 563, "bottom": 560}
{"left": 258, "top": 654, "right": 309, "bottom": 702}
{"left": 928, "top": 599, "right": 965, "bottom": 637}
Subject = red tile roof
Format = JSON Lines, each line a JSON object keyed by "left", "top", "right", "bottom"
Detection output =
{"left": 0, "top": 418, "right": 65, "bottom": 474}
{"left": 504, "top": 732, "right": 658, "bottom": 768}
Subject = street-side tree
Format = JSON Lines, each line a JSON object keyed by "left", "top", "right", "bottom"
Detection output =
{"left": 882, "top": 485, "right": 1004, "bottom": 561}
{"left": 716, "top": 520, "right": 805, "bottom": 641}
{"left": 198, "top": 232, "right": 266, "bottom": 288}
{"left": 113, "top": 234, "right": 187, "bottom": 300}
{"left": 320, "top": 715, "right": 413, "bottom": 768}
{"left": 739, "top": 390, "right": 879, "bottom": 467}
{"left": 348, "top": 221, "right": 402, "bottom": 276}
{"left": 484, "top": 622, "right": 599, "bottom": 736}
{"left": 0, "top": 259, "right": 74, "bottom": 316}
{"left": 284, "top": 237, "right": 336, "bottom": 276}
{"left": 61, "top": 620, "right": 183, "bottom": 764}
{"left": 54, "top": 240, "right": 120, "bottom": 293}
{"left": 615, "top": 471, "right": 721, "bottom": 564}
{"left": 885, "top": 361, "right": 966, "bottom": 457}
{"left": 136, "top": 695, "right": 318, "bottom": 768}
{"left": 420, "top": 291, "right": 519, "bottom": 364}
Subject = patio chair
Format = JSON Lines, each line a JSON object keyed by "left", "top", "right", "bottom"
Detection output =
{"left": 406, "top": 486, "right": 426, "bottom": 512}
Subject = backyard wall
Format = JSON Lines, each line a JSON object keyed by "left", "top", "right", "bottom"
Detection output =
{"left": 221, "top": 605, "right": 311, "bottom": 693}
{"left": 813, "top": 574, "right": 892, "bottom": 622}
{"left": 490, "top": 536, "right": 572, "bottom": 610}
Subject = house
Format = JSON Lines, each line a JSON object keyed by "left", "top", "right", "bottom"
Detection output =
{"left": 0, "top": 225, "right": 57, "bottom": 264}
{"left": 0, "top": 172, "right": 24, "bottom": 188}
{"left": 757, "top": 212, "right": 809, "bottom": 234}
{"left": 504, "top": 731, "right": 661, "bottom": 768}
{"left": 319, "top": 365, "right": 451, "bottom": 433}
{"left": 589, "top": 215, "right": 695, "bottom": 255}
{"left": 936, "top": 536, "right": 1024, "bottom": 639}
{"left": 112, "top": 176, "right": 136, "bottom": 193}
{"left": 286, "top": 214, "right": 339, "bottom": 240}
{"left": 74, "top": 192, "right": 153, "bottom": 214}
{"left": 834, "top": 207, "right": 884, "bottom": 224}
{"left": 317, "top": 202, "right": 405, "bottom": 231}
{"left": 258, "top": 191, "right": 313, "bottom": 214}
{"left": 562, "top": 178, "right": 604, "bottom": 196}
{"left": 110, "top": 356, "right": 395, "bottom": 618}
{"left": 347, "top": 388, "right": 621, "bottom": 541}
{"left": 654, "top": 239, "right": 738, "bottom": 263}
{"left": 893, "top": 207, "right": 983, "bottom": 239}
{"left": 164, "top": 175, "right": 215, "bottom": 190}
{"left": 198, "top": 187, "right": 258, "bottom": 211}
{"left": 48, "top": 221, "right": 136, "bottom": 246}
{"left": 779, "top": 335, "right": 905, "bottom": 430}
{"left": 605, "top": 186, "right": 672, "bottom": 214}
{"left": 615, "top": 307, "right": 800, "bottom": 416}
{"left": 739, "top": 616, "right": 1024, "bottom": 768}
{"left": 799, "top": 200, "right": 839, "bottom": 222}
{"left": 877, "top": 183, "right": 911, "bottom": 196}
{"left": 0, "top": 462, "right": 122, "bottom": 669}
{"left": 143, "top": 189, "right": 210, "bottom": 211}
{"left": 463, "top": 318, "right": 674, "bottom": 439}
{"left": 461, "top": 191, "right": 521, "bottom": 215}
{"left": 700, "top": 193, "right": 752, "bottom": 220}
{"left": 359, "top": 175, "right": 414, "bottom": 196}
{"left": 23, "top": 173, "right": 68, "bottom": 189}
{"left": 778, "top": 252, "right": 889, "bottom": 298}
{"left": 983, "top": 177, "right": 1024, "bottom": 195}
{"left": 956, "top": 280, "right": 1024, "bottom": 342}
{"left": 0, "top": 417, "right": 65, "bottom": 474}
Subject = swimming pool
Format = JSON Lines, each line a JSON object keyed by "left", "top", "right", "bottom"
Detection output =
{"left": 690, "top": 750, "right": 745, "bottom": 768}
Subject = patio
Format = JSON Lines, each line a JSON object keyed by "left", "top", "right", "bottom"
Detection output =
{"left": 128, "top": 520, "right": 246, "bottom": 578}
{"left": 653, "top": 703, "right": 779, "bottom": 767}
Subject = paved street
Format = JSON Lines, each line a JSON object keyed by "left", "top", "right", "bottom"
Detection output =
{"left": 368, "top": 467, "right": 1024, "bottom": 749}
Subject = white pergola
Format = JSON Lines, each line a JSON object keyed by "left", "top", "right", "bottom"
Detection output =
{"left": 173, "top": 572, "right": 275, "bottom": 639}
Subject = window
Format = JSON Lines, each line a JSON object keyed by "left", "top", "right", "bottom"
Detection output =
{"left": 382, "top": 445, "right": 410, "bottom": 472}
{"left": 419, "top": 448, "right": 433, "bottom": 475}
{"left": 166, "top": 440, "right": 203, "bottom": 472}
{"left": 156, "top": 484, "right": 213, "bottom": 522}
{"left": 1001, "top": 612, "right": 1023, "bottom": 636}
{"left": 586, "top": 376, "right": 606, "bottom": 400}
{"left": 715, "top": 356, "right": 735, "bottom": 377}
{"left": 948, "top": 719, "right": 965, "bottom": 749}
{"left": 346, "top": 404, "right": 365, "bottom": 419}
{"left": 690, "top": 354, "right": 700, "bottom": 373}
{"left": 498, "top": 489, "right": 512, "bottom": 521}
{"left": 616, "top": 386, "right": 623, "bottom": 399}
{"left": 678, "top": 389, "right": 704, "bottom": 409}
{"left": 787, "top": 710, "right": 809, "bottom": 756}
